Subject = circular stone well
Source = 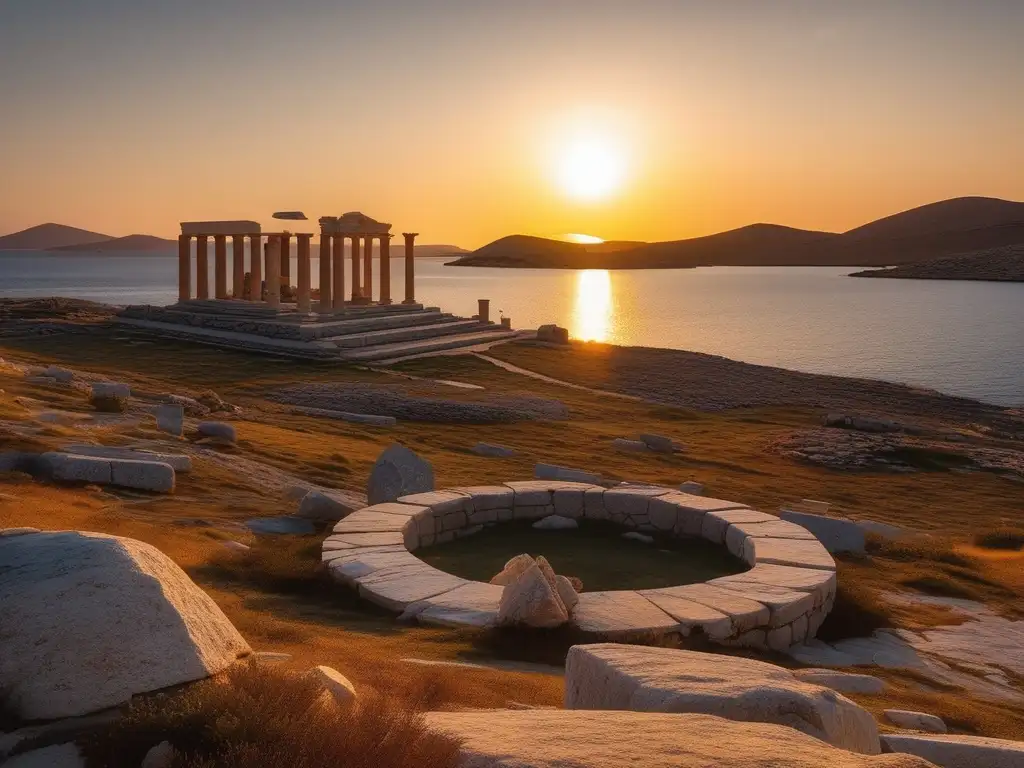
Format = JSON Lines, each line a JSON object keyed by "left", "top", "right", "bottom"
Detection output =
{"left": 322, "top": 481, "right": 837, "bottom": 650}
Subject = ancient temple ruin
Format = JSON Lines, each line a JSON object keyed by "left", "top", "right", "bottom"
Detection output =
{"left": 119, "top": 211, "right": 516, "bottom": 362}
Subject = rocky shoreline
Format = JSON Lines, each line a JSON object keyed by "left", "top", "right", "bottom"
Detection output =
{"left": 851, "top": 244, "right": 1024, "bottom": 282}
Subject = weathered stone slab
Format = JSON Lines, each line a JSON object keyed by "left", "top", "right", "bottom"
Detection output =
{"left": 564, "top": 645, "right": 880, "bottom": 755}
{"left": 612, "top": 438, "right": 649, "bottom": 452}
{"left": 397, "top": 490, "right": 469, "bottom": 513}
{"left": 725, "top": 519, "right": 816, "bottom": 556}
{"left": 367, "top": 444, "right": 434, "bottom": 504}
{"left": 710, "top": 564, "right": 836, "bottom": 603}
{"left": 328, "top": 549, "right": 419, "bottom": 581}
{"left": 245, "top": 517, "right": 315, "bottom": 535}
{"left": 678, "top": 481, "right": 704, "bottom": 495}
{"left": 648, "top": 492, "right": 748, "bottom": 536}
{"left": 707, "top": 579, "right": 816, "bottom": 627}
{"left": 109, "top": 459, "right": 175, "bottom": 493}
{"left": 573, "top": 591, "right": 679, "bottom": 639}
{"left": 43, "top": 452, "right": 112, "bottom": 484}
{"left": 535, "top": 463, "right": 602, "bottom": 484}
{"left": 62, "top": 444, "right": 192, "bottom": 472}
{"left": 604, "top": 486, "right": 672, "bottom": 526}
{"left": 641, "top": 583, "right": 770, "bottom": 634}
{"left": 640, "top": 592, "right": 733, "bottom": 639}
{"left": 324, "top": 531, "right": 405, "bottom": 548}
{"left": 425, "top": 709, "right": 931, "bottom": 768}
{"left": 454, "top": 485, "right": 513, "bottom": 511}
{"left": 638, "top": 433, "right": 680, "bottom": 453}
{"left": 297, "top": 489, "right": 367, "bottom": 521}
{"left": 792, "top": 669, "right": 885, "bottom": 695}
{"left": 743, "top": 537, "right": 836, "bottom": 571}
{"left": 880, "top": 733, "right": 1024, "bottom": 768}
{"left": 331, "top": 510, "right": 411, "bottom": 534}
{"left": 181, "top": 220, "right": 260, "bottom": 236}
{"left": 701, "top": 507, "right": 777, "bottom": 543}
{"left": 355, "top": 564, "right": 466, "bottom": 611}
{"left": 780, "top": 510, "right": 867, "bottom": 554}
{"left": 402, "top": 581, "right": 503, "bottom": 628}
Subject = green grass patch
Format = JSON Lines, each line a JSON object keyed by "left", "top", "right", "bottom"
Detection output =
{"left": 417, "top": 519, "right": 747, "bottom": 591}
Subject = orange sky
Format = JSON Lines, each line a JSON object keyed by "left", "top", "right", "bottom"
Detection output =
{"left": 1, "top": 1, "right": 1022, "bottom": 247}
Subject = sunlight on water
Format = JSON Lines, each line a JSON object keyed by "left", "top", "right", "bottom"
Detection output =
{"left": 571, "top": 269, "right": 613, "bottom": 342}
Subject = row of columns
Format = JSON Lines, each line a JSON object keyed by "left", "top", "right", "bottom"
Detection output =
{"left": 177, "top": 231, "right": 418, "bottom": 313}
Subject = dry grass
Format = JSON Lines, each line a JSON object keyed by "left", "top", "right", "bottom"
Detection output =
{"left": 2, "top": 329, "right": 1023, "bottom": 739}
{"left": 78, "top": 663, "right": 461, "bottom": 768}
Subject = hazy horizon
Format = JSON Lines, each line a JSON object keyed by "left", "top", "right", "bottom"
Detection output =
{"left": 2, "top": 0, "right": 1022, "bottom": 248}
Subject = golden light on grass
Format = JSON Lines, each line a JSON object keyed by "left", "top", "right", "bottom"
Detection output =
{"left": 571, "top": 269, "right": 612, "bottom": 342}
{"left": 555, "top": 135, "right": 627, "bottom": 201}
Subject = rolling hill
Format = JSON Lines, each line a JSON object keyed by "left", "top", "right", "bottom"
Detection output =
{"left": 448, "top": 196, "right": 1024, "bottom": 270}
{"left": 0, "top": 223, "right": 113, "bottom": 250}
{"left": 49, "top": 234, "right": 177, "bottom": 252}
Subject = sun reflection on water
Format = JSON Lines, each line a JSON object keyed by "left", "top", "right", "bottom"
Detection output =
{"left": 571, "top": 269, "right": 613, "bottom": 342}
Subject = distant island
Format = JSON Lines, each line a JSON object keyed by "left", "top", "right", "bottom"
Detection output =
{"left": 48, "top": 234, "right": 178, "bottom": 253}
{"left": 0, "top": 222, "right": 469, "bottom": 259}
{"left": 447, "top": 196, "right": 1024, "bottom": 270}
{"left": 851, "top": 243, "right": 1024, "bottom": 282}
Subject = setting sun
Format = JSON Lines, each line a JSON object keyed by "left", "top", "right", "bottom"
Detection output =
{"left": 566, "top": 233, "right": 604, "bottom": 244}
{"left": 556, "top": 136, "right": 627, "bottom": 202}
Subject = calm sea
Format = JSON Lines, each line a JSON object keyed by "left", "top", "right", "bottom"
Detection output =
{"left": 1, "top": 250, "right": 1022, "bottom": 406}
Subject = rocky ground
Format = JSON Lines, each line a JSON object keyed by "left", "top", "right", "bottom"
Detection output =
{"left": 851, "top": 244, "right": 1024, "bottom": 282}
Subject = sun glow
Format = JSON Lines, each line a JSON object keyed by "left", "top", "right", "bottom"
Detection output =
{"left": 566, "top": 233, "right": 605, "bottom": 244}
{"left": 571, "top": 269, "right": 613, "bottom": 342}
{"left": 556, "top": 136, "right": 627, "bottom": 201}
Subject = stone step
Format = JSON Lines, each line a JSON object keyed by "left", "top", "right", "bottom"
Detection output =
{"left": 330, "top": 319, "right": 483, "bottom": 348}
{"left": 337, "top": 329, "right": 520, "bottom": 362}
{"left": 302, "top": 309, "right": 453, "bottom": 339}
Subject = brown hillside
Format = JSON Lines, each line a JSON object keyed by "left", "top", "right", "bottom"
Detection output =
{"left": 0, "top": 223, "right": 113, "bottom": 250}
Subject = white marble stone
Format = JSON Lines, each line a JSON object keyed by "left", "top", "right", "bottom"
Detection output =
{"left": 884, "top": 709, "right": 948, "bottom": 733}
{"left": 565, "top": 644, "right": 880, "bottom": 754}
{"left": 312, "top": 665, "right": 357, "bottom": 707}
{"left": 743, "top": 536, "right": 836, "bottom": 571}
{"left": 780, "top": 509, "right": 867, "bottom": 554}
{"left": 791, "top": 669, "right": 886, "bottom": 695}
{"left": 880, "top": 734, "right": 1024, "bottom": 768}
{"left": 573, "top": 591, "right": 679, "bottom": 639}
{"left": 403, "top": 581, "right": 503, "bottom": 628}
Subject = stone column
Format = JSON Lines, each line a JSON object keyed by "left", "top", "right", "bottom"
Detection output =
{"left": 214, "top": 235, "right": 228, "bottom": 299}
{"left": 196, "top": 235, "right": 210, "bottom": 299}
{"left": 332, "top": 235, "right": 346, "bottom": 311}
{"left": 249, "top": 235, "right": 262, "bottom": 300}
{"left": 350, "top": 235, "right": 362, "bottom": 302}
{"left": 177, "top": 235, "right": 191, "bottom": 302}
{"left": 478, "top": 299, "right": 490, "bottom": 323}
{"left": 280, "top": 232, "right": 291, "bottom": 285}
{"left": 362, "top": 235, "right": 374, "bottom": 302}
{"left": 265, "top": 236, "right": 282, "bottom": 308}
{"left": 297, "top": 234, "right": 312, "bottom": 313}
{"left": 319, "top": 235, "right": 332, "bottom": 313}
{"left": 231, "top": 235, "right": 246, "bottom": 299}
{"left": 402, "top": 232, "right": 417, "bottom": 304}
{"left": 379, "top": 234, "right": 392, "bottom": 304}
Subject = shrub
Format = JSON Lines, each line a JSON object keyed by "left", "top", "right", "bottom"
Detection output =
{"left": 974, "top": 529, "right": 1024, "bottom": 551}
{"left": 81, "top": 663, "right": 461, "bottom": 768}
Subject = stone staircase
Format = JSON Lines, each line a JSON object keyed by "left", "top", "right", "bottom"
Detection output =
{"left": 117, "top": 301, "right": 519, "bottom": 363}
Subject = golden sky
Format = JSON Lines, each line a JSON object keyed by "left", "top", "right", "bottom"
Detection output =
{"left": 1, "top": 1, "right": 1021, "bottom": 247}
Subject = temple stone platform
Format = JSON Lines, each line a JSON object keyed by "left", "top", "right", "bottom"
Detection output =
{"left": 116, "top": 300, "right": 519, "bottom": 363}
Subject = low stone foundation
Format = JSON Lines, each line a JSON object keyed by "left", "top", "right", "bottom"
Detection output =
{"left": 322, "top": 481, "right": 836, "bottom": 649}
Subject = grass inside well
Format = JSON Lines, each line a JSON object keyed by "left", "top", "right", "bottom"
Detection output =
{"left": 417, "top": 519, "right": 747, "bottom": 591}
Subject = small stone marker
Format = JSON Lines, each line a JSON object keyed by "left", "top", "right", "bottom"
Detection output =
{"left": 678, "top": 481, "right": 704, "bottom": 495}
{"left": 472, "top": 442, "right": 516, "bottom": 458}
{"left": 638, "top": 433, "right": 679, "bottom": 453}
{"left": 298, "top": 490, "right": 361, "bottom": 522}
{"left": 141, "top": 741, "right": 174, "bottom": 768}
{"left": 312, "top": 665, "right": 357, "bottom": 708}
{"left": 884, "top": 709, "right": 947, "bottom": 733}
{"left": 612, "top": 438, "right": 648, "bottom": 452}
{"left": 536, "top": 324, "right": 570, "bottom": 344}
{"left": 532, "top": 514, "right": 579, "bottom": 531}
{"left": 42, "top": 366, "right": 75, "bottom": 383}
{"left": 367, "top": 444, "right": 434, "bottom": 505}
{"left": 155, "top": 404, "right": 184, "bottom": 436}
{"left": 197, "top": 421, "right": 236, "bottom": 445}
{"left": 780, "top": 509, "right": 866, "bottom": 555}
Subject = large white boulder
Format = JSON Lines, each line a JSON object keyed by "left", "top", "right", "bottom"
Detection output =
{"left": 565, "top": 644, "right": 880, "bottom": 754}
{"left": 881, "top": 733, "right": 1024, "bottom": 768}
{"left": 367, "top": 444, "right": 434, "bottom": 505}
{"left": 884, "top": 710, "right": 947, "bottom": 733}
{"left": 0, "top": 531, "right": 250, "bottom": 719}
{"left": 497, "top": 562, "right": 569, "bottom": 628}
{"left": 424, "top": 710, "right": 932, "bottom": 768}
